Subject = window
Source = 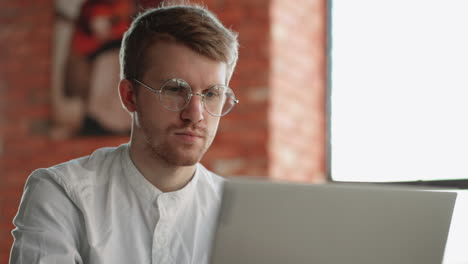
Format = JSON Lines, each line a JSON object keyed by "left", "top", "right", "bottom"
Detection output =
{"left": 330, "top": 0, "right": 468, "bottom": 183}
{"left": 329, "top": 1, "right": 468, "bottom": 263}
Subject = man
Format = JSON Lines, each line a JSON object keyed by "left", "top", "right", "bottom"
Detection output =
{"left": 10, "top": 3, "right": 239, "bottom": 263}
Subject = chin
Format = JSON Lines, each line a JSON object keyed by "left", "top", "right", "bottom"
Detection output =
{"left": 165, "top": 153, "right": 202, "bottom": 167}
{"left": 174, "top": 158, "right": 200, "bottom": 167}
{"left": 151, "top": 144, "right": 206, "bottom": 167}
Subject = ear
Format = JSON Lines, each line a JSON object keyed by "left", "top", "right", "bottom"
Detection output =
{"left": 119, "top": 79, "right": 137, "bottom": 112}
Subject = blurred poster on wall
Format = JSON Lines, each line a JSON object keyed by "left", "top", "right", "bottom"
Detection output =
{"left": 51, "top": 0, "right": 136, "bottom": 139}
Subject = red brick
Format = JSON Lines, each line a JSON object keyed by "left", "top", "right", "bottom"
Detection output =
{"left": 268, "top": 0, "right": 327, "bottom": 182}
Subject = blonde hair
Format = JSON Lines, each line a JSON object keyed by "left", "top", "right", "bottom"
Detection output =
{"left": 120, "top": 3, "right": 239, "bottom": 84}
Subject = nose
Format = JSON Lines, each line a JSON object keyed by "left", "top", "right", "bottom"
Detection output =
{"left": 180, "top": 93, "right": 205, "bottom": 123}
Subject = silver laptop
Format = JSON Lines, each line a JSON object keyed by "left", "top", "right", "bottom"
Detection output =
{"left": 210, "top": 178, "right": 456, "bottom": 264}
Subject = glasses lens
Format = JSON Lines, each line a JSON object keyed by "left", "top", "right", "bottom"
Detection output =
{"left": 160, "top": 79, "right": 190, "bottom": 111}
{"left": 204, "top": 85, "right": 237, "bottom": 116}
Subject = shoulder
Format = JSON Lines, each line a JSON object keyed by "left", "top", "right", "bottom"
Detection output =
{"left": 27, "top": 144, "right": 129, "bottom": 200}
{"left": 49, "top": 144, "right": 128, "bottom": 184}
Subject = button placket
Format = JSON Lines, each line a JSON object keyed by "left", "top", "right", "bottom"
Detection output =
{"left": 152, "top": 194, "right": 175, "bottom": 264}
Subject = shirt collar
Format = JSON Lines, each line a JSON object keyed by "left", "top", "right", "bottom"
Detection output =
{"left": 121, "top": 143, "right": 199, "bottom": 204}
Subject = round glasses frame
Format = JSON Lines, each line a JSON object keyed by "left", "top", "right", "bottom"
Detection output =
{"left": 133, "top": 78, "right": 239, "bottom": 117}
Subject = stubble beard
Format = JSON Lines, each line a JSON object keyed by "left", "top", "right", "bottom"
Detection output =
{"left": 145, "top": 130, "right": 211, "bottom": 167}
{"left": 138, "top": 111, "right": 214, "bottom": 167}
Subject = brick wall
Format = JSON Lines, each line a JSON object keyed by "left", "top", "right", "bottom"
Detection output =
{"left": 203, "top": 0, "right": 272, "bottom": 176}
{"left": 269, "top": 0, "right": 327, "bottom": 182}
{"left": 1, "top": 1, "right": 53, "bottom": 262}
{"left": 0, "top": 0, "right": 327, "bottom": 262}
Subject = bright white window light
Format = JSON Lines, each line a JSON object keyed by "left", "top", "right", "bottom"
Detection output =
{"left": 442, "top": 190, "right": 468, "bottom": 264}
{"left": 331, "top": 0, "right": 468, "bottom": 182}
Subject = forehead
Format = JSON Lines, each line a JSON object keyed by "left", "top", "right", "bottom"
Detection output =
{"left": 142, "top": 40, "right": 227, "bottom": 85}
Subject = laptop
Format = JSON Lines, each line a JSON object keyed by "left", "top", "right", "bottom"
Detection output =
{"left": 210, "top": 178, "right": 457, "bottom": 264}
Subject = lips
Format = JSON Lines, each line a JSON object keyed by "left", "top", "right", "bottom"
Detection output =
{"left": 173, "top": 130, "right": 205, "bottom": 143}
{"left": 174, "top": 131, "right": 204, "bottom": 138}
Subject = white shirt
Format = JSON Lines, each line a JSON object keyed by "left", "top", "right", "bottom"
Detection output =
{"left": 10, "top": 144, "right": 224, "bottom": 264}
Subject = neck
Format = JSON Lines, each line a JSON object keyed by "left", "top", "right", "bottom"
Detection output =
{"left": 128, "top": 142, "right": 197, "bottom": 193}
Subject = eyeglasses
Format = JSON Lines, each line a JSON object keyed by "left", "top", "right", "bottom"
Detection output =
{"left": 133, "top": 78, "right": 239, "bottom": 117}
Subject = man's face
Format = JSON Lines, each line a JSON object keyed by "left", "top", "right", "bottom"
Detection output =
{"left": 132, "top": 41, "right": 227, "bottom": 166}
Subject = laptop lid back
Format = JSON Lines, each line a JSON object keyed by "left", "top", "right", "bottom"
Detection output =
{"left": 210, "top": 179, "right": 456, "bottom": 264}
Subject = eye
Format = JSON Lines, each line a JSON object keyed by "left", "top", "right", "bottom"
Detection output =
{"left": 166, "top": 85, "right": 185, "bottom": 93}
{"left": 205, "top": 90, "right": 220, "bottom": 98}
{"left": 162, "top": 80, "right": 190, "bottom": 97}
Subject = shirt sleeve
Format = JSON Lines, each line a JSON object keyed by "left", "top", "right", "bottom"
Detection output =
{"left": 10, "top": 168, "right": 85, "bottom": 264}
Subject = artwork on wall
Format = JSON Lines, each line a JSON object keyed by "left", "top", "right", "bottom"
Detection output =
{"left": 51, "top": 0, "right": 136, "bottom": 139}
